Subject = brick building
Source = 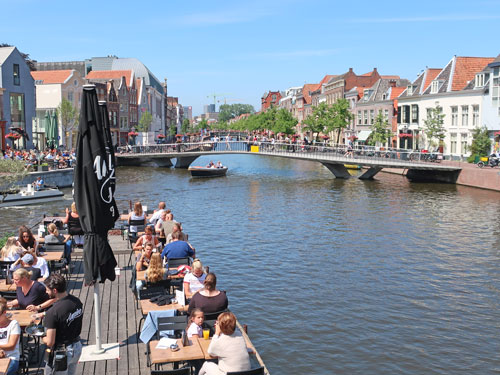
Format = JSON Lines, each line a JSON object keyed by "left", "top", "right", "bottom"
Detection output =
{"left": 261, "top": 91, "right": 283, "bottom": 111}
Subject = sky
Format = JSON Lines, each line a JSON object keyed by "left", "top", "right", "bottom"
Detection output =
{"left": 1, "top": 0, "right": 499, "bottom": 116}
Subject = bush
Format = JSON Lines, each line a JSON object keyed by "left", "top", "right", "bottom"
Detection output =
{"left": 0, "top": 233, "right": 15, "bottom": 250}
{"left": 467, "top": 154, "right": 480, "bottom": 164}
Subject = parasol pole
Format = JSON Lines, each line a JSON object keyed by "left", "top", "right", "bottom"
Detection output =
{"left": 93, "top": 283, "right": 105, "bottom": 353}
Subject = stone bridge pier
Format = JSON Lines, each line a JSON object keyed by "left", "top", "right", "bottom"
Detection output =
{"left": 321, "top": 162, "right": 383, "bottom": 180}
{"left": 174, "top": 156, "right": 200, "bottom": 168}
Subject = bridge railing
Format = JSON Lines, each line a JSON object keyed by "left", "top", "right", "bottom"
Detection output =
{"left": 117, "top": 141, "right": 444, "bottom": 164}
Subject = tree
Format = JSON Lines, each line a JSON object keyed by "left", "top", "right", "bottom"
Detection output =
{"left": 423, "top": 103, "right": 446, "bottom": 148}
{"left": 57, "top": 98, "right": 78, "bottom": 148}
{"left": 303, "top": 102, "right": 330, "bottom": 141}
{"left": 196, "top": 119, "right": 209, "bottom": 131}
{"left": 369, "top": 111, "right": 392, "bottom": 146}
{"left": 169, "top": 125, "right": 177, "bottom": 137}
{"left": 218, "top": 104, "right": 255, "bottom": 123}
{"left": 181, "top": 118, "right": 190, "bottom": 133}
{"left": 272, "top": 108, "right": 297, "bottom": 135}
{"left": 0, "top": 159, "right": 29, "bottom": 196}
{"left": 329, "top": 99, "right": 354, "bottom": 144}
{"left": 469, "top": 126, "right": 491, "bottom": 157}
{"left": 137, "top": 110, "right": 153, "bottom": 132}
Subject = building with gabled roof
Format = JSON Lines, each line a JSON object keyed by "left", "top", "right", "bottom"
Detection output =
{"left": 397, "top": 56, "right": 495, "bottom": 156}
{"left": 31, "top": 69, "right": 85, "bottom": 148}
{"left": 261, "top": 91, "right": 283, "bottom": 112}
{"left": 0, "top": 46, "right": 35, "bottom": 150}
{"left": 478, "top": 54, "right": 500, "bottom": 152}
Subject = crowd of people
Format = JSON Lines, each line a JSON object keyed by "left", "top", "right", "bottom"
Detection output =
{"left": 130, "top": 200, "right": 252, "bottom": 375}
{"left": 1, "top": 146, "right": 76, "bottom": 170}
{"left": 0, "top": 219, "right": 83, "bottom": 375}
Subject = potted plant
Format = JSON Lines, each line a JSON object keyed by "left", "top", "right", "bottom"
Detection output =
{"left": 38, "top": 163, "right": 49, "bottom": 172}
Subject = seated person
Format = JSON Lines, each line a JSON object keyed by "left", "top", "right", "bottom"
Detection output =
{"left": 133, "top": 225, "right": 159, "bottom": 251}
{"left": 166, "top": 222, "right": 189, "bottom": 244}
{"left": 44, "top": 223, "right": 71, "bottom": 263}
{"left": 188, "top": 273, "right": 228, "bottom": 315}
{"left": 183, "top": 259, "right": 206, "bottom": 299}
{"left": 136, "top": 252, "right": 167, "bottom": 291}
{"left": 198, "top": 312, "right": 251, "bottom": 375}
{"left": 0, "top": 238, "right": 23, "bottom": 263}
{"left": 161, "top": 231, "right": 195, "bottom": 262}
{"left": 0, "top": 297, "right": 21, "bottom": 375}
{"left": 16, "top": 226, "right": 38, "bottom": 253}
{"left": 32, "top": 177, "right": 44, "bottom": 191}
{"left": 135, "top": 243, "right": 154, "bottom": 272}
{"left": 63, "top": 203, "right": 84, "bottom": 246}
{"left": 158, "top": 212, "right": 177, "bottom": 239}
{"left": 18, "top": 254, "right": 41, "bottom": 281}
{"left": 6, "top": 269, "right": 54, "bottom": 312}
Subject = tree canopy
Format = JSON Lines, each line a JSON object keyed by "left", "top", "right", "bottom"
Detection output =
{"left": 224, "top": 108, "right": 297, "bottom": 135}
{"left": 369, "top": 111, "right": 392, "bottom": 146}
{"left": 469, "top": 126, "right": 491, "bottom": 157}
{"left": 137, "top": 110, "right": 153, "bottom": 132}
{"left": 218, "top": 104, "right": 255, "bottom": 123}
{"left": 57, "top": 98, "right": 78, "bottom": 148}
{"left": 181, "top": 118, "right": 191, "bottom": 133}
{"left": 424, "top": 103, "right": 446, "bottom": 148}
{"left": 329, "top": 99, "right": 354, "bottom": 144}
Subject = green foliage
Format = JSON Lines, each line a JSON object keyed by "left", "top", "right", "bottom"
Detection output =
{"left": 196, "top": 119, "right": 209, "bottom": 131}
{"left": 469, "top": 126, "right": 491, "bottom": 157}
{"left": 0, "top": 233, "right": 15, "bottom": 250}
{"left": 424, "top": 104, "right": 446, "bottom": 148}
{"left": 137, "top": 110, "right": 153, "bottom": 132}
{"left": 223, "top": 107, "right": 297, "bottom": 135}
{"left": 218, "top": 104, "right": 255, "bottom": 123}
{"left": 369, "top": 111, "right": 392, "bottom": 146}
{"left": 303, "top": 102, "right": 329, "bottom": 140}
{"left": 0, "top": 159, "right": 29, "bottom": 194}
{"left": 273, "top": 108, "right": 298, "bottom": 135}
{"left": 169, "top": 125, "right": 177, "bottom": 136}
{"left": 181, "top": 118, "right": 191, "bottom": 133}
{"left": 329, "top": 99, "right": 354, "bottom": 144}
{"left": 57, "top": 98, "right": 78, "bottom": 146}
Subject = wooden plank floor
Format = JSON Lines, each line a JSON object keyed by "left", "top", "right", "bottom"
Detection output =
{"left": 27, "top": 235, "right": 153, "bottom": 375}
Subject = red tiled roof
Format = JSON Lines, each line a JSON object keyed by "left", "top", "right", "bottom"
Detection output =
{"left": 390, "top": 87, "right": 406, "bottom": 100}
{"left": 423, "top": 69, "right": 441, "bottom": 91}
{"left": 381, "top": 75, "right": 400, "bottom": 79}
{"left": 302, "top": 83, "right": 318, "bottom": 104}
{"left": 31, "top": 70, "right": 73, "bottom": 84}
{"left": 86, "top": 70, "right": 134, "bottom": 87}
{"left": 452, "top": 57, "right": 495, "bottom": 91}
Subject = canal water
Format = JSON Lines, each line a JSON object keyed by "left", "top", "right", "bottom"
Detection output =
{"left": 1, "top": 154, "right": 500, "bottom": 374}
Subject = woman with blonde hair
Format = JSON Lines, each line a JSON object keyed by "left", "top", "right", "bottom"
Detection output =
{"left": 198, "top": 312, "right": 251, "bottom": 375}
{"left": 45, "top": 223, "right": 71, "bottom": 263}
{"left": 63, "top": 202, "right": 84, "bottom": 245}
{"left": 6, "top": 268, "right": 53, "bottom": 311}
{"left": 0, "top": 297, "right": 21, "bottom": 375}
{"left": 128, "top": 201, "right": 146, "bottom": 234}
{"left": 0, "top": 238, "right": 23, "bottom": 262}
{"left": 183, "top": 259, "right": 206, "bottom": 299}
{"left": 145, "top": 253, "right": 167, "bottom": 284}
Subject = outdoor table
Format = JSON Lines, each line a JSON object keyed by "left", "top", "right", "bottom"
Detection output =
{"left": 40, "top": 251, "right": 64, "bottom": 262}
{"left": 136, "top": 269, "right": 182, "bottom": 282}
{"left": 140, "top": 299, "right": 187, "bottom": 315}
{"left": 149, "top": 338, "right": 204, "bottom": 365}
{"left": 0, "top": 279, "right": 16, "bottom": 292}
{"left": 0, "top": 358, "right": 11, "bottom": 374}
{"left": 8, "top": 309, "right": 39, "bottom": 328}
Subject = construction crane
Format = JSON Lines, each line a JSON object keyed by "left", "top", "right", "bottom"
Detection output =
{"left": 218, "top": 98, "right": 244, "bottom": 105}
{"left": 206, "top": 93, "right": 232, "bottom": 110}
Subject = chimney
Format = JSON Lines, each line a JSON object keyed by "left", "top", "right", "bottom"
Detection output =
{"left": 349, "top": 67, "right": 353, "bottom": 73}
{"left": 389, "top": 80, "right": 396, "bottom": 87}
{"left": 373, "top": 68, "right": 378, "bottom": 74}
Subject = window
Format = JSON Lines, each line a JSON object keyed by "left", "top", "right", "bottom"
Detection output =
{"left": 357, "top": 111, "right": 362, "bottom": 125}
{"left": 450, "top": 133, "right": 457, "bottom": 154}
{"left": 472, "top": 105, "right": 479, "bottom": 126}
{"left": 430, "top": 80, "right": 441, "bottom": 94}
{"left": 460, "top": 133, "right": 468, "bottom": 154}
{"left": 9, "top": 93, "right": 25, "bottom": 127}
{"left": 364, "top": 110, "right": 368, "bottom": 125}
{"left": 384, "top": 109, "right": 389, "bottom": 121}
{"left": 475, "top": 74, "right": 485, "bottom": 88}
{"left": 461, "top": 105, "right": 469, "bottom": 126}
{"left": 402, "top": 105, "right": 410, "bottom": 123}
{"left": 369, "top": 110, "right": 374, "bottom": 124}
{"left": 13, "top": 64, "right": 20, "bottom": 85}
{"left": 493, "top": 68, "right": 500, "bottom": 108}
{"left": 411, "top": 105, "right": 418, "bottom": 123}
{"left": 272, "top": 94, "right": 277, "bottom": 101}
{"left": 407, "top": 85, "right": 414, "bottom": 96}
{"left": 451, "top": 106, "right": 458, "bottom": 126}
{"left": 68, "top": 92, "right": 74, "bottom": 103}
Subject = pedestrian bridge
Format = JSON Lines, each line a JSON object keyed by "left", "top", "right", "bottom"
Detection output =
{"left": 116, "top": 141, "right": 462, "bottom": 182}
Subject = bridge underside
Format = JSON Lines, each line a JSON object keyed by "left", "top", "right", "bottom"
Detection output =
{"left": 321, "top": 163, "right": 383, "bottom": 180}
{"left": 175, "top": 156, "right": 200, "bottom": 168}
{"left": 117, "top": 156, "right": 173, "bottom": 168}
{"left": 406, "top": 168, "right": 460, "bottom": 183}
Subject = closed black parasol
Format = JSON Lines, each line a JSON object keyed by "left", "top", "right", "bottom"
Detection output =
{"left": 74, "top": 85, "right": 119, "bottom": 286}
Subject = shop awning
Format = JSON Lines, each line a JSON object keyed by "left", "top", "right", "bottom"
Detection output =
{"left": 357, "top": 130, "right": 372, "bottom": 142}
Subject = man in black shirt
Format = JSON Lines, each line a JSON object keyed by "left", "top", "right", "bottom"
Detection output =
{"left": 40, "top": 274, "right": 83, "bottom": 375}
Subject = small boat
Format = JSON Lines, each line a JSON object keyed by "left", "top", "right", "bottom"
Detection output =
{"left": 188, "top": 166, "right": 228, "bottom": 177}
{"left": 0, "top": 184, "right": 64, "bottom": 208}
{"left": 344, "top": 164, "right": 361, "bottom": 170}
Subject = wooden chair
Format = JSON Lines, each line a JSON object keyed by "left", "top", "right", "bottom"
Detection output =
{"left": 0, "top": 260, "right": 14, "bottom": 279}
{"left": 204, "top": 308, "right": 229, "bottom": 321}
{"left": 166, "top": 257, "right": 191, "bottom": 268}
{"left": 127, "top": 219, "right": 146, "bottom": 266}
{"left": 44, "top": 242, "right": 66, "bottom": 252}
{"left": 227, "top": 368, "right": 265, "bottom": 375}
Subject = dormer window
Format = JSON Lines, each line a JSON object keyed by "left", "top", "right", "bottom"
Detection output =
{"left": 430, "top": 80, "right": 443, "bottom": 94}
{"left": 407, "top": 85, "right": 415, "bottom": 96}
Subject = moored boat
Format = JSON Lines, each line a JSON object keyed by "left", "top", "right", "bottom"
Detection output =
{"left": 188, "top": 166, "right": 228, "bottom": 177}
{"left": 0, "top": 185, "right": 64, "bottom": 208}
{"left": 344, "top": 164, "right": 361, "bottom": 170}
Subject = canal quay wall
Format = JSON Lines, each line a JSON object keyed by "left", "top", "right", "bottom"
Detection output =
{"left": 8, "top": 162, "right": 500, "bottom": 193}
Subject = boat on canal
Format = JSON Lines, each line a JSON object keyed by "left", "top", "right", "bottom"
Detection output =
{"left": 0, "top": 184, "right": 64, "bottom": 208}
{"left": 188, "top": 165, "right": 228, "bottom": 178}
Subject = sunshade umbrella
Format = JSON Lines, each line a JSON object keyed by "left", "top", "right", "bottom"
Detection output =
{"left": 44, "top": 111, "right": 52, "bottom": 147}
{"left": 51, "top": 111, "right": 59, "bottom": 147}
{"left": 74, "top": 85, "right": 119, "bottom": 354}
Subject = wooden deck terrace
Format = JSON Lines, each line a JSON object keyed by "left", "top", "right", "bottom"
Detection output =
{"left": 26, "top": 234, "right": 268, "bottom": 375}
